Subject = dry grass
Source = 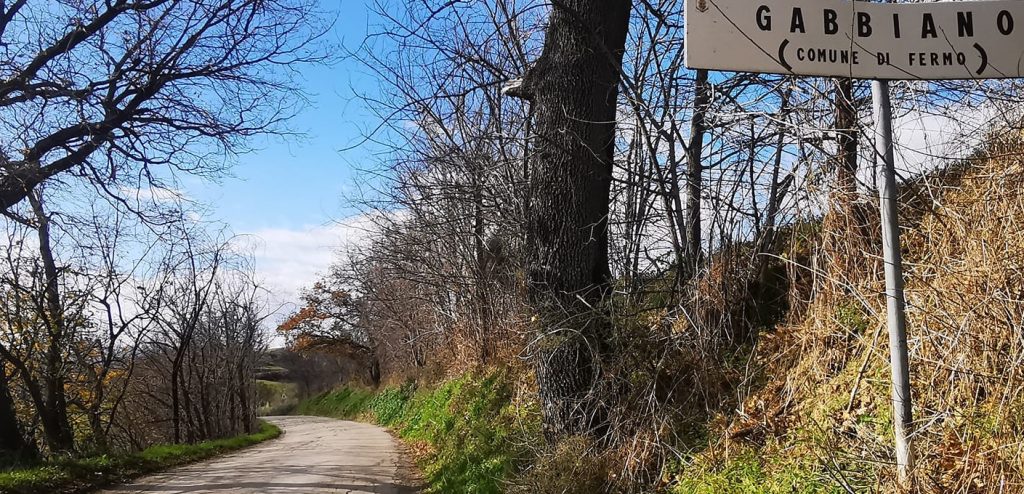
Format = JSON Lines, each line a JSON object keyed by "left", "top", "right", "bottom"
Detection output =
{"left": 421, "top": 138, "right": 1024, "bottom": 492}
{"left": 723, "top": 135, "right": 1024, "bottom": 493}
{"left": 348, "top": 137, "right": 1024, "bottom": 494}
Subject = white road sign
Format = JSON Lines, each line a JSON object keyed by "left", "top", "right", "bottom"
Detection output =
{"left": 685, "top": 0, "right": 1024, "bottom": 79}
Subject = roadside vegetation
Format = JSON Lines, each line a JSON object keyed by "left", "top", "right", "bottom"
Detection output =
{"left": 0, "top": 0, "right": 328, "bottom": 486}
{"left": 0, "top": 421, "right": 280, "bottom": 494}
{"left": 280, "top": 132, "right": 1024, "bottom": 493}
{"left": 294, "top": 371, "right": 540, "bottom": 493}
{"left": 5, "top": 0, "right": 1024, "bottom": 491}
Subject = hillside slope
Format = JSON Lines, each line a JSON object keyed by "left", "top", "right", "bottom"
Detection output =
{"left": 293, "top": 138, "right": 1024, "bottom": 494}
{"left": 670, "top": 137, "right": 1024, "bottom": 493}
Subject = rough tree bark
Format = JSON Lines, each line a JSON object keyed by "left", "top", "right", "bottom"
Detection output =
{"left": 835, "top": 78, "right": 859, "bottom": 194}
{"left": 505, "top": 0, "right": 632, "bottom": 439}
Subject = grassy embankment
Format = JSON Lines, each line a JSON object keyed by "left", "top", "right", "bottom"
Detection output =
{"left": 0, "top": 420, "right": 281, "bottom": 494}
{"left": 296, "top": 140, "right": 1024, "bottom": 493}
{"left": 293, "top": 370, "right": 540, "bottom": 493}
{"left": 295, "top": 368, "right": 829, "bottom": 493}
{"left": 664, "top": 139, "right": 1024, "bottom": 492}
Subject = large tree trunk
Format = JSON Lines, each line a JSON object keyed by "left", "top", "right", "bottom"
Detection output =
{"left": 506, "top": 0, "right": 632, "bottom": 440}
{"left": 835, "top": 78, "right": 859, "bottom": 194}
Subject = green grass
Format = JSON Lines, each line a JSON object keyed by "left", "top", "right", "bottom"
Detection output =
{"left": 293, "top": 371, "right": 541, "bottom": 493}
{"left": 670, "top": 446, "right": 839, "bottom": 494}
{"left": 293, "top": 386, "right": 376, "bottom": 418}
{"left": 0, "top": 421, "right": 281, "bottom": 494}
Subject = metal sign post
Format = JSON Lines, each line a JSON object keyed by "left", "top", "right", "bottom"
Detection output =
{"left": 682, "top": 0, "right": 1024, "bottom": 486}
{"left": 871, "top": 79, "right": 914, "bottom": 483}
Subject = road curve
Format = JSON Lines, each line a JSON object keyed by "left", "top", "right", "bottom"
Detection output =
{"left": 98, "top": 416, "right": 418, "bottom": 494}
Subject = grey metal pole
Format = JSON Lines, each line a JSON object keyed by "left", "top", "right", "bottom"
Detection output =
{"left": 872, "top": 79, "right": 914, "bottom": 485}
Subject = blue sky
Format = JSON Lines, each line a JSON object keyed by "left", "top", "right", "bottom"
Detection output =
{"left": 192, "top": 0, "right": 374, "bottom": 230}
{"left": 185, "top": 0, "right": 384, "bottom": 317}
{"left": 171, "top": 0, "right": 983, "bottom": 325}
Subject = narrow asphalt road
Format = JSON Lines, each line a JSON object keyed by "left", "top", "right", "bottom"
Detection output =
{"left": 98, "top": 416, "right": 418, "bottom": 494}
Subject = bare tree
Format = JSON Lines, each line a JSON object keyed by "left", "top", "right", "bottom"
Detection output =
{"left": 0, "top": 0, "right": 329, "bottom": 212}
{"left": 150, "top": 229, "right": 227, "bottom": 443}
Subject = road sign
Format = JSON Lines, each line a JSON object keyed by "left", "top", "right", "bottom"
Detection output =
{"left": 685, "top": 0, "right": 1024, "bottom": 79}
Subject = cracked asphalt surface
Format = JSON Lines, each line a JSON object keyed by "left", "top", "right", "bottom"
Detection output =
{"left": 98, "top": 416, "right": 417, "bottom": 493}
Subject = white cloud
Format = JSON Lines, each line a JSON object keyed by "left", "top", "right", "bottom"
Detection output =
{"left": 849, "top": 98, "right": 995, "bottom": 192}
{"left": 239, "top": 214, "right": 378, "bottom": 323}
{"left": 891, "top": 104, "right": 993, "bottom": 176}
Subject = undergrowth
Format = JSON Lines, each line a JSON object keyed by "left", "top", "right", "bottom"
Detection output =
{"left": 296, "top": 137, "right": 1024, "bottom": 493}
{"left": 670, "top": 445, "right": 839, "bottom": 494}
{"left": 0, "top": 421, "right": 281, "bottom": 494}
{"left": 663, "top": 136, "right": 1024, "bottom": 493}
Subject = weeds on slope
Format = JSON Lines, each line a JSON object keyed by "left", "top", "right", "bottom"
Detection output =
{"left": 666, "top": 135, "right": 1024, "bottom": 493}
